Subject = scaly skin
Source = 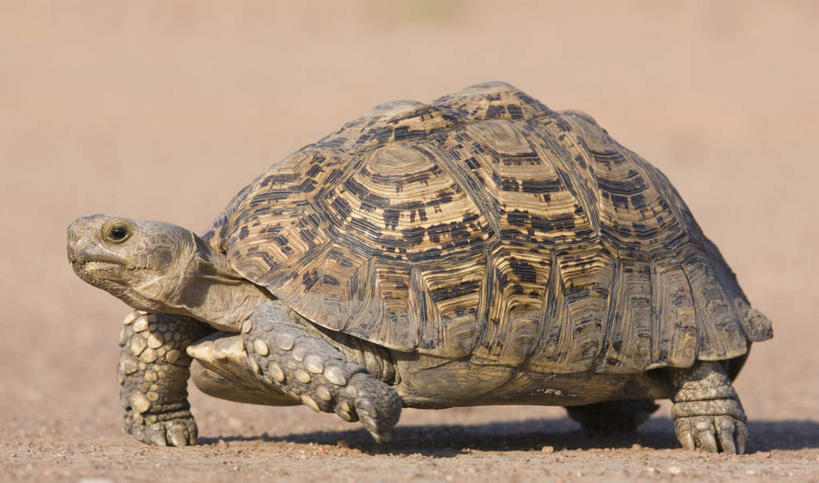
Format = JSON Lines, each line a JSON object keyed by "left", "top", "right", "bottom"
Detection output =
{"left": 242, "top": 303, "right": 402, "bottom": 442}
{"left": 118, "top": 310, "right": 212, "bottom": 446}
{"left": 671, "top": 361, "right": 748, "bottom": 454}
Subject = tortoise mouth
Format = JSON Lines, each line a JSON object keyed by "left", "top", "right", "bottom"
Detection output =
{"left": 70, "top": 257, "right": 132, "bottom": 299}
{"left": 71, "top": 256, "right": 126, "bottom": 271}
{"left": 70, "top": 256, "right": 133, "bottom": 288}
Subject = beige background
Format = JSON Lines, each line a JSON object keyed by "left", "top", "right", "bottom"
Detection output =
{"left": 1, "top": 1, "right": 817, "bottom": 480}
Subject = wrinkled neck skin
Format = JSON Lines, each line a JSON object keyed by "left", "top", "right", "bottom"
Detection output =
{"left": 126, "top": 235, "right": 273, "bottom": 331}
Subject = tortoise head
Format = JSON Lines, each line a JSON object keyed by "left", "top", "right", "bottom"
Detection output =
{"left": 67, "top": 214, "right": 199, "bottom": 313}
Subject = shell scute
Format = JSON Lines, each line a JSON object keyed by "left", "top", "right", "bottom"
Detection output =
{"left": 435, "top": 81, "right": 553, "bottom": 121}
{"left": 316, "top": 101, "right": 462, "bottom": 154}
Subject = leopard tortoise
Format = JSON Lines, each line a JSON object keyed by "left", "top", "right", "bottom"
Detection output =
{"left": 67, "top": 82, "right": 772, "bottom": 453}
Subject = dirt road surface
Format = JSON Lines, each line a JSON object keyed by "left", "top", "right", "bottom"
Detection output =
{"left": 1, "top": 2, "right": 817, "bottom": 481}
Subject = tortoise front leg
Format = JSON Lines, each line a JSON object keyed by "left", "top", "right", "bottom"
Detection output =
{"left": 243, "top": 302, "right": 403, "bottom": 442}
{"left": 118, "top": 310, "right": 212, "bottom": 446}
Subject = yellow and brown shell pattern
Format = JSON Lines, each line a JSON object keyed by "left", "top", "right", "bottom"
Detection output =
{"left": 203, "top": 82, "right": 772, "bottom": 375}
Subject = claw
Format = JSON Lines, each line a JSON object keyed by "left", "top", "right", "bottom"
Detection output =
{"left": 699, "top": 429, "right": 718, "bottom": 453}
{"left": 716, "top": 416, "right": 737, "bottom": 454}
{"left": 718, "top": 431, "right": 737, "bottom": 454}
{"left": 354, "top": 391, "right": 387, "bottom": 441}
{"left": 129, "top": 425, "right": 146, "bottom": 444}
{"left": 674, "top": 414, "right": 748, "bottom": 454}
{"left": 736, "top": 422, "right": 749, "bottom": 454}
{"left": 680, "top": 430, "right": 696, "bottom": 451}
{"left": 168, "top": 423, "right": 189, "bottom": 447}
{"left": 359, "top": 414, "right": 380, "bottom": 440}
{"left": 148, "top": 423, "right": 168, "bottom": 446}
{"left": 125, "top": 412, "right": 198, "bottom": 447}
{"left": 348, "top": 373, "right": 401, "bottom": 442}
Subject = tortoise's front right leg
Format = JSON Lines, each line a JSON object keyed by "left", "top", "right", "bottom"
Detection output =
{"left": 118, "top": 310, "right": 212, "bottom": 446}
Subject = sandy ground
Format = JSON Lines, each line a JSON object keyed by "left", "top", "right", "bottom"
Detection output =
{"left": 1, "top": 1, "right": 818, "bottom": 481}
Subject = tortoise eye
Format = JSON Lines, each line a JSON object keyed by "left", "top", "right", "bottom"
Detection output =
{"left": 106, "top": 224, "right": 130, "bottom": 243}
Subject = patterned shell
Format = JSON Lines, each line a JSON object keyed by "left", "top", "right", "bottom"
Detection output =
{"left": 204, "top": 82, "right": 772, "bottom": 374}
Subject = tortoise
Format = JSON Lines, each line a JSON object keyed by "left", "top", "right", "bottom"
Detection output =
{"left": 67, "top": 82, "right": 772, "bottom": 453}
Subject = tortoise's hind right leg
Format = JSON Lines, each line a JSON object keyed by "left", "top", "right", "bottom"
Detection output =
{"left": 671, "top": 361, "right": 748, "bottom": 454}
{"left": 566, "top": 399, "right": 659, "bottom": 433}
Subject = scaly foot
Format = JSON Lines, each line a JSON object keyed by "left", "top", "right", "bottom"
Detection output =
{"left": 242, "top": 302, "right": 402, "bottom": 442}
{"left": 671, "top": 361, "right": 748, "bottom": 454}
{"left": 118, "top": 311, "right": 211, "bottom": 446}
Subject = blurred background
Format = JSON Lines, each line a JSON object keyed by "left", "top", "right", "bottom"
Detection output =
{"left": 1, "top": 0, "right": 816, "bottom": 463}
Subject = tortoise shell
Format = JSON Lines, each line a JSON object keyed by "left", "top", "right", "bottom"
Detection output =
{"left": 204, "top": 82, "right": 772, "bottom": 374}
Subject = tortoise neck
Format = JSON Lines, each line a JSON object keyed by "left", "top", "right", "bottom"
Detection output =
{"left": 165, "top": 235, "right": 273, "bottom": 331}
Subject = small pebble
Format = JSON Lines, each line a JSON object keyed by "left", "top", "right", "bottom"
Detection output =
{"left": 217, "top": 439, "right": 228, "bottom": 449}
{"left": 668, "top": 466, "right": 682, "bottom": 475}
{"left": 540, "top": 445, "right": 554, "bottom": 453}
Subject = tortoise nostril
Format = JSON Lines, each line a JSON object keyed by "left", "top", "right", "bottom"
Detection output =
{"left": 66, "top": 245, "right": 78, "bottom": 265}
{"left": 67, "top": 227, "right": 78, "bottom": 258}
{"left": 66, "top": 219, "right": 87, "bottom": 244}
{"left": 67, "top": 218, "right": 94, "bottom": 261}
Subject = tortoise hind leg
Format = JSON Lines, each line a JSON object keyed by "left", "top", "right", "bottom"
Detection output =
{"left": 243, "top": 302, "right": 402, "bottom": 442}
{"left": 566, "top": 399, "right": 658, "bottom": 433}
{"left": 671, "top": 361, "right": 748, "bottom": 454}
